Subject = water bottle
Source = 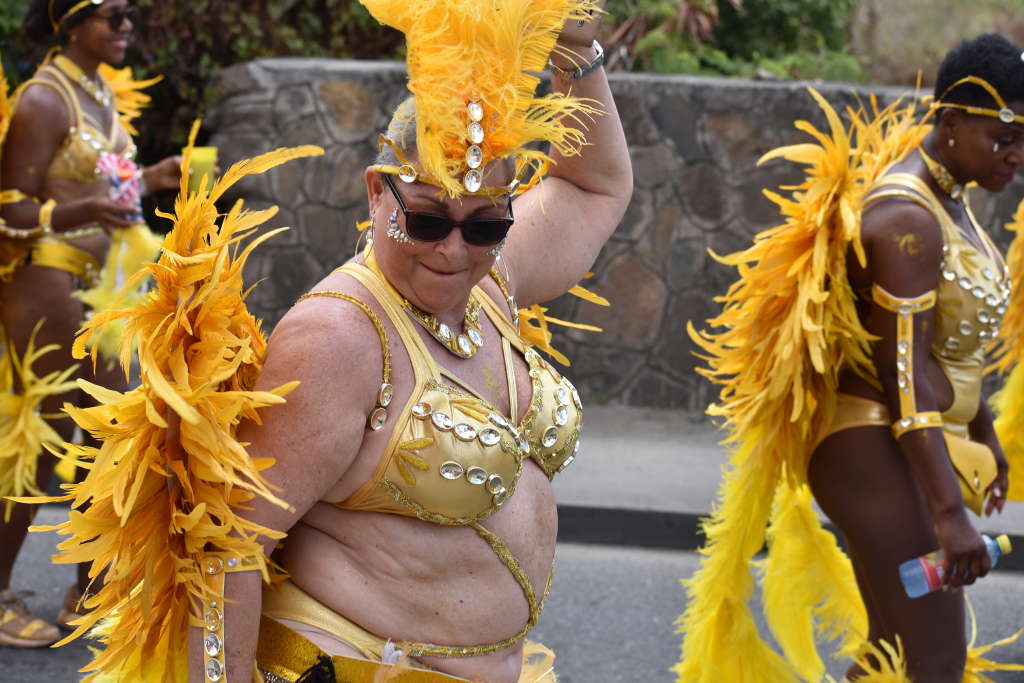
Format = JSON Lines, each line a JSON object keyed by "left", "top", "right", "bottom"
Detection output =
{"left": 899, "top": 534, "right": 1012, "bottom": 598}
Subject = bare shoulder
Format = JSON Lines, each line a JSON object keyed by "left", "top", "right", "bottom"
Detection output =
{"left": 11, "top": 79, "right": 69, "bottom": 132}
{"left": 861, "top": 196, "right": 944, "bottom": 293}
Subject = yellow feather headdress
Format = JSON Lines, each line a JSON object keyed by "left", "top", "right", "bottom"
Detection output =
{"left": 361, "top": 0, "right": 602, "bottom": 198}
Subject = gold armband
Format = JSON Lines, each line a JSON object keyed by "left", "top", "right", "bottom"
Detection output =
{"left": 38, "top": 200, "right": 56, "bottom": 234}
{"left": 0, "top": 189, "right": 37, "bottom": 205}
{"left": 197, "top": 551, "right": 262, "bottom": 683}
{"left": 871, "top": 284, "right": 938, "bottom": 437}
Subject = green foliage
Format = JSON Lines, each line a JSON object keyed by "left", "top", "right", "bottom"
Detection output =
{"left": 603, "top": 0, "right": 867, "bottom": 83}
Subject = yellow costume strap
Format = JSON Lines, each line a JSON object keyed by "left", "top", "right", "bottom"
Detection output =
{"left": 48, "top": 0, "right": 101, "bottom": 32}
{"left": 935, "top": 75, "right": 1024, "bottom": 126}
{"left": 295, "top": 290, "right": 394, "bottom": 431}
{"left": 197, "top": 551, "right": 263, "bottom": 683}
{"left": 870, "top": 284, "right": 939, "bottom": 438}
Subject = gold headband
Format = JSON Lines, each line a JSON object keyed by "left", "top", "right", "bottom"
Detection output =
{"left": 370, "top": 134, "right": 530, "bottom": 198}
{"left": 935, "top": 75, "right": 1024, "bottom": 126}
{"left": 49, "top": 0, "right": 103, "bottom": 33}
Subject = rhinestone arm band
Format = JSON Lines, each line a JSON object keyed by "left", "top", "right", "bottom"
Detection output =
{"left": 548, "top": 40, "right": 605, "bottom": 80}
{"left": 197, "top": 551, "right": 263, "bottom": 683}
{"left": 871, "top": 283, "right": 938, "bottom": 437}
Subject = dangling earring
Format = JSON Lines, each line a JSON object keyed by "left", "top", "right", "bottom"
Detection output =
{"left": 386, "top": 208, "right": 413, "bottom": 245}
{"left": 488, "top": 239, "right": 506, "bottom": 258}
{"left": 948, "top": 138, "right": 956, "bottom": 148}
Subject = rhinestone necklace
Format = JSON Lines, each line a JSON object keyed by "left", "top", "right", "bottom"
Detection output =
{"left": 401, "top": 296, "right": 485, "bottom": 359}
{"left": 920, "top": 146, "right": 964, "bottom": 202}
{"left": 53, "top": 54, "right": 113, "bottom": 108}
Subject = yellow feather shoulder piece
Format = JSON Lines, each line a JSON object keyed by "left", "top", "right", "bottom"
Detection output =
{"left": 517, "top": 280, "right": 608, "bottom": 366}
{"left": 0, "top": 56, "right": 12, "bottom": 146}
{"left": 97, "top": 63, "right": 161, "bottom": 136}
{"left": 991, "top": 199, "right": 1024, "bottom": 501}
{"left": 360, "top": 0, "right": 601, "bottom": 197}
{"left": 677, "top": 90, "right": 930, "bottom": 682}
{"left": 27, "top": 122, "right": 323, "bottom": 681}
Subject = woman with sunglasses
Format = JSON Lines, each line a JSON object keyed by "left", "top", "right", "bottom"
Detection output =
{"left": 162, "top": 1, "right": 629, "bottom": 681}
{"left": 0, "top": 0, "right": 180, "bottom": 648}
{"left": 679, "top": 33, "right": 1023, "bottom": 681}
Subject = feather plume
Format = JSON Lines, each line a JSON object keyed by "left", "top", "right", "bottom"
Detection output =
{"left": 22, "top": 122, "right": 323, "bottom": 681}
{"left": 991, "top": 198, "right": 1024, "bottom": 501}
{"left": 760, "top": 481, "right": 867, "bottom": 682}
{"left": 360, "top": 0, "right": 602, "bottom": 197}
{"left": 824, "top": 637, "right": 911, "bottom": 682}
{"left": 97, "top": 64, "right": 161, "bottom": 136}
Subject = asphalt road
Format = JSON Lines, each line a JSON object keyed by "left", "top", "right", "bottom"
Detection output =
{"left": 2, "top": 507, "right": 1023, "bottom": 682}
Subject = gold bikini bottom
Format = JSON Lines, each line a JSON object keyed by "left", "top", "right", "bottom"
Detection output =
{"left": 258, "top": 581, "right": 557, "bottom": 683}
{"left": 25, "top": 238, "right": 101, "bottom": 288}
{"left": 818, "top": 393, "right": 996, "bottom": 515}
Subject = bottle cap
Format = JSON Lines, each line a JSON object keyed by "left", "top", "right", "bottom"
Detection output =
{"left": 996, "top": 534, "right": 1012, "bottom": 556}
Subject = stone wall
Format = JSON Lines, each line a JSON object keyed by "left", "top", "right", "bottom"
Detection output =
{"left": 209, "top": 58, "right": 1024, "bottom": 411}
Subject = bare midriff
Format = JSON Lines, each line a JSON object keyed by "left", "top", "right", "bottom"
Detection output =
{"left": 277, "top": 459, "right": 557, "bottom": 683}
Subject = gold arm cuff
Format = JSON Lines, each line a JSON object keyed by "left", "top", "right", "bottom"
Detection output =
{"left": 891, "top": 411, "right": 944, "bottom": 439}
{"left": 0, "top": 189, "right": 37, "bottom": 205}
{"left": 870, "top": 284, "right": 937, "bottom": 313}
{"left": 196, "top": 551, "right": 263, "bottom": 683}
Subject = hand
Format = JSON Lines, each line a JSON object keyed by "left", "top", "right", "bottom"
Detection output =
{"left": 557, "top": 0, "right": 605, "bottom": 47}
{"left": 143, "top": 155, "right": 184, "bottom": 194}
{"left": 984, "top": 449, "right": 1009, "bottom": 517}
{"left": 933, "top": 508, "right": 990, "bottom": 589}
{"left": 83, "top": 196, "right": 133, "bottom": 232}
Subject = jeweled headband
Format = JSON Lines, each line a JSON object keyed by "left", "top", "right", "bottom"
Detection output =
{"left": 48, "top": 0, "right": 103, "bottom": 33}
{"left": 934, "top": 70, "right": 1024, "bottom": 126}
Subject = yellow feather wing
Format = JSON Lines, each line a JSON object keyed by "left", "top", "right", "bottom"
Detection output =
{"left": 29, "top": 122, "right": 324, "bottom": 681}
{"left": 97, "top": 63, "right": 161, "bottom": 136}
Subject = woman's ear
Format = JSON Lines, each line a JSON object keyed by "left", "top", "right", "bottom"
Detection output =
{"left": 365, "top": 168, "right": 385, "bottom": 216}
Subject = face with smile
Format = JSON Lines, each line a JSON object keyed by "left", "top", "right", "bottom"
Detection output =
{"left": 66, "top": 0, "right": 134, "bottom": 66}
{"left": 942, "top": 101, "right": 1024, "bottom": 192}
{"left": 364, "top": 161, "right": 515, "bottom": 317}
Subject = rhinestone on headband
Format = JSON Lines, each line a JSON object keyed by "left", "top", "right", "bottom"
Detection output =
{"left": 464, "top": 100, "right": 485, "bottom": 191}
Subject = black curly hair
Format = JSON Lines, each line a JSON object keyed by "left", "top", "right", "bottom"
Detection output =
{"left": 23, "top": 0, "right": 102, "bottom": 47}
{"left": 935, "top": 33, "right": 1024, "bottom": 110}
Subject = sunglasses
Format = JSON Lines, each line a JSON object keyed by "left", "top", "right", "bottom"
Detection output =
{"left": 382, "top": 173, "right": 514, "bottom": 247}
{"left": 93, "top": 6, "right": 136, "bottom": 30}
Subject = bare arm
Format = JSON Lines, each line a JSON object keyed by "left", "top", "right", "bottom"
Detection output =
{"left": 502, "top": 3, "right": 633, "bottom": 306}
{"left": 863, "top": 199, "right": 989, "bottom": 586}
{"left": 186, "top": 298, "right": 382, "bottom": 682}
{"left": 1, "top": 83, "right": 133, "bottom": 231}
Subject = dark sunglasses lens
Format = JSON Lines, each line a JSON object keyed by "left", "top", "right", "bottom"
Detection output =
{"left": 461, "top": 220, "right": 512, "bottom": 247}
{"left": 105, "top": 8, "right": 135, "bottom": 29}
{"left": 405, "top": 213, "right": 455, "bottom": 242}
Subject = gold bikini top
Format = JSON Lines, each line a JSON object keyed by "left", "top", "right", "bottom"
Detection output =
{"left": 20, "top": 63, "right": 136, "bottom": 185}
{"left": 864, "top": 172, "right": 1009, "bottom": 433}
{"left": 307, "top": 255, "right": 581, "bottom": 524}
{"left": 296, "top": 253, "right": 581, "bottom": 658}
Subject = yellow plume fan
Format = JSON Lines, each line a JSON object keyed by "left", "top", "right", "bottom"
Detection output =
{"left": 0, "top": 322, "right": 79, "bottom": 521}
{"left": 0, "top": 54, "right": 12, "bottom": 145}
{"left": 962, "top": 595, "right": 1024, "bottom": 682}
{"left": 360, "top": 0, "right": 602, "bottom": 197}
{"left": 23, "top": 122, "right": 324, "bottom": 681}
{"left": 73, "top": 222, "right": 163, "bottom": 370}
{"left": 97, "top": 63, "right": 161, "bottom": 136}
{"left": 759, "top": 481, "right": 867, "bottom": 682}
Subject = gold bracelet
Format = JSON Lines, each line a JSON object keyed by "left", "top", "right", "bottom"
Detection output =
{"left": 39, "top": 200, "right": 56, "bottom": 235}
